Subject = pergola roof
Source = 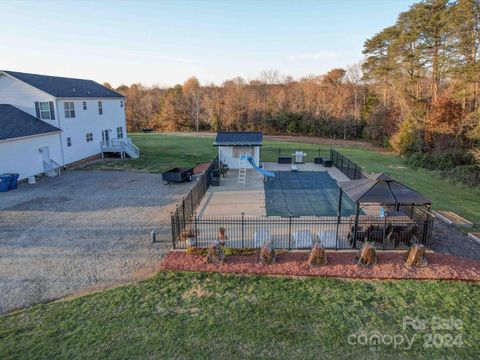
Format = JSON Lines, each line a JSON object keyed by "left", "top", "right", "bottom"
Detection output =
{"left": 337, "top": 173, "right": 431, "bottom": 205}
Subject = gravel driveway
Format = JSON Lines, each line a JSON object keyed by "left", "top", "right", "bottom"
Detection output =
{"left": 0, "top": 170, "right": 193, "bottom": 313}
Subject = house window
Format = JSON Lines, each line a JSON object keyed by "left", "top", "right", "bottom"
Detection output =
{"left": 83, "top": 101, "right": 87, "bottom": 110}
{"left": 64, "top": 102, "right": 75, "bottom": 118}
{"left": 86, "top": 133, "right": 93, "bottom": 142}
{"left": 66, "top": 137, "right": 72, "bottom": 147}
{"left": 120, "top": 100, "right": 123, "bottom": 108}
{"left": 116, "top": 127, "right": 123, "bottom": 139}
{"left": 39, "top": 102, "right": 51, "bottom": 120}
{"left": 98, "top": 101, "right": 103, "bottom": 115}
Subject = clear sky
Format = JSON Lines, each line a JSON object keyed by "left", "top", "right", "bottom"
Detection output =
{"left": 1, "top": 0, "right": 415, "bottom": 87}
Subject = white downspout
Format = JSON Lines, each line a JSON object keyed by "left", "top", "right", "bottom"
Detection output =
{"left": 54, "top": 99, "right": 66, "bottom": 166}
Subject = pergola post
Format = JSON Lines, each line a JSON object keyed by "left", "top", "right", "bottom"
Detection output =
{"left": 335, "top": 188, "right": 343, "bottom": 249}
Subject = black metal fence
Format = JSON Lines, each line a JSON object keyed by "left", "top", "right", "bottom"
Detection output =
{"left": 172, "top": 214, "right": 434, "bottom": 250}
{"left": 261, "top": 147, "right": 322, "bottom": 163}
{"left": 171, "top": 156, "right": 218, "bottom": 247}
{"left": 330, "top": 149, "right": 368, "bottom": 180}
{"left": 170, "top": 150, "right": 435, "bottom": 251}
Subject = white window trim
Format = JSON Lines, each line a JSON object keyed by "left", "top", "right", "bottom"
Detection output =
{"left": 64, "top": 102, "right": 75, "bottom": 118}
{"left": 39, "top": 102, "right": 51, "bottom": 120}
{"left": 116, "top": 126, "right": 123, "bottom": 139}
{"left": 98, "top": 101, "right": 103, "bottom": 115}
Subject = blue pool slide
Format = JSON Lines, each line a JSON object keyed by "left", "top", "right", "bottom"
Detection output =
{"left": 241, "top": 155, "right": 276, "bottom": 177}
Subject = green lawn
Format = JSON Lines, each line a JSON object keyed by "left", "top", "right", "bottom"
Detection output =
{"left": 1, "top": 271, "right": 479, "bottom": 359}
{"left": 90, "top": 133, "right": 480, "bottom": 230}
{"left": 91, "top": 133, "right": 217, "bottom": 173}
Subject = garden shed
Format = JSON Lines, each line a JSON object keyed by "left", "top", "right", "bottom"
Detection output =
{"left": 213, "top": 132, "right": 262, "bottom": 169}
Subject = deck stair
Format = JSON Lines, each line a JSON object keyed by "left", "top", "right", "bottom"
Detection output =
{"left": 238, "top": 154, "right": 247, "bottom": 185}
{"left": 39, "top": 146, "right": 61, "bottom": 177}
{"left": 101, "top": 138, "right": 140, "bottom": 159}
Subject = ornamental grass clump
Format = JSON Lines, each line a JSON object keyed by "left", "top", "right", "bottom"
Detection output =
{"left": 307, "top": 242, "right": 327, "bottom": 267}
{"left": 356, "top": 241, "right": 377, "bottom": 266}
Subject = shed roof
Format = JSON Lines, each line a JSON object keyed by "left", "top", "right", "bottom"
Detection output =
{"left": 1, "top": 70, "right": 124, "bottom": 98}
{"left": 0, "top": 104, "right": 61, "bottom": 141}
{"left": 213, "top": 132, "right": 263, "bottom": 146}
{"left": 338, "top": 173, "right": 431, "bottom": 205}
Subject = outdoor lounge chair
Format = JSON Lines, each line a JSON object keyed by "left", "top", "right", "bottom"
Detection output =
{"left": 347, "top": 224, "right": 374, "bottom": 246}
{"left": 390, "top": 223, "right": 417, "bottom": 247}
{"left": 293, "top": 230, "right": 313, "bottom": 248}
{"left": 254, "top": 229, "right": 272, "bottom": 248}
{"left": 317, "top": 229, "right": 337, "bottom": 248}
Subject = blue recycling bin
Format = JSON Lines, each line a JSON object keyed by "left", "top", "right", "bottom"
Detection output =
{"left": 0, "top": 174, "right": 12, "bottom": 192}
{"left": 5, "top": 173, "right": 19, "bottom": 190}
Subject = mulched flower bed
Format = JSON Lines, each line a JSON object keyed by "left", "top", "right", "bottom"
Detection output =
{"left": 162, "top": 251, "right": 480, "bottom": 281}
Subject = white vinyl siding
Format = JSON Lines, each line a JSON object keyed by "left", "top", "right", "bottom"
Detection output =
{"left": 232, "top": 146, "right": 253, "bottom": 158}
{"left": 64, "top": 102, "right": 75, "bottom": 118}
{"left": 39, "top": 102, "right": 51, "bottom": 120}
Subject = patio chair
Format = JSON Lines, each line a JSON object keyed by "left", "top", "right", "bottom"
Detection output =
{"left": 254, "top": 230, "right": 272, "bottom": 248}
{"left": 317, "top": 229, "right": 337, "bottom": 248}
{"left": 390, "top": 223, "right": 417, "bottom": 247}
{"left": 367, "top": 223, "right": 392, "bottom": 244}
{"left": 347, "top": 224, "right": 374, "bottom": 246}
{"left": 293, "top": 230, "right": 313, "bottom": 248}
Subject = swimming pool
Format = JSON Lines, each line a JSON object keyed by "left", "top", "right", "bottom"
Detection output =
{"left": 264, "top": 171, "right": 356, "bottom": 217}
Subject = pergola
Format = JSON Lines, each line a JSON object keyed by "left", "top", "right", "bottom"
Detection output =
{"left": 336, "top": 173, "right": 432, "bottom": 247}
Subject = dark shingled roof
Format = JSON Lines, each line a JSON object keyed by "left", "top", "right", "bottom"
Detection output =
{"left": 0, "top": 104, "right": 61, "bottom": 141}
{"left": 2, "top": 70, "right": 124, "bottom": 98}
{"left": 213, "top": 132, "right": 263, "bottom": 146}
{"left": 338, "top": 173, "right": 431, "bottom": 205}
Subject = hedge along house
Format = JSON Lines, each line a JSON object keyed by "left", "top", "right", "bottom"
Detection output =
{"left": 213, "top": 132, "right": 262, "bottom": 169}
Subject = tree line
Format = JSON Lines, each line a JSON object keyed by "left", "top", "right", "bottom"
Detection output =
{"left": 113, "top": 0, "right": 479, "bottom": 185}
{"left": 116, "top": 67, "right": 366, "bottom": 140}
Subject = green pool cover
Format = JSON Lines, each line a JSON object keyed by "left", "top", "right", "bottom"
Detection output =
{"left": 264, "top": 171, "right": 356, "bottom": 217}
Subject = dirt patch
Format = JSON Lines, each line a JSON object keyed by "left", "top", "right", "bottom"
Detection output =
{"left": 263, "top": 135, "right": 380, "bottom": 150}
{"left": 0, "top": 170, "right": 195, "bottom": 314}
{"left": 162, "top": 251, "right": 480, "bottom": 281}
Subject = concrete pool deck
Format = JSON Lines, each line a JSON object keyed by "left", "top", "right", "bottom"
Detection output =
{"left": 196, "top": 162, "right": 350, "bottom": 218}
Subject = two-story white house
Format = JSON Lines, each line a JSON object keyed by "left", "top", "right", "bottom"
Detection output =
{"left": 0, "top": 70, "right": 138, "bottom": 180}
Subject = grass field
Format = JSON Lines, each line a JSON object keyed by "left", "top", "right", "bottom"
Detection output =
{"left": 1, "top": 271, "right": 479, "bottom": 359}
{"left": 90, "top": 133, "right": 480, "bottom": 230}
